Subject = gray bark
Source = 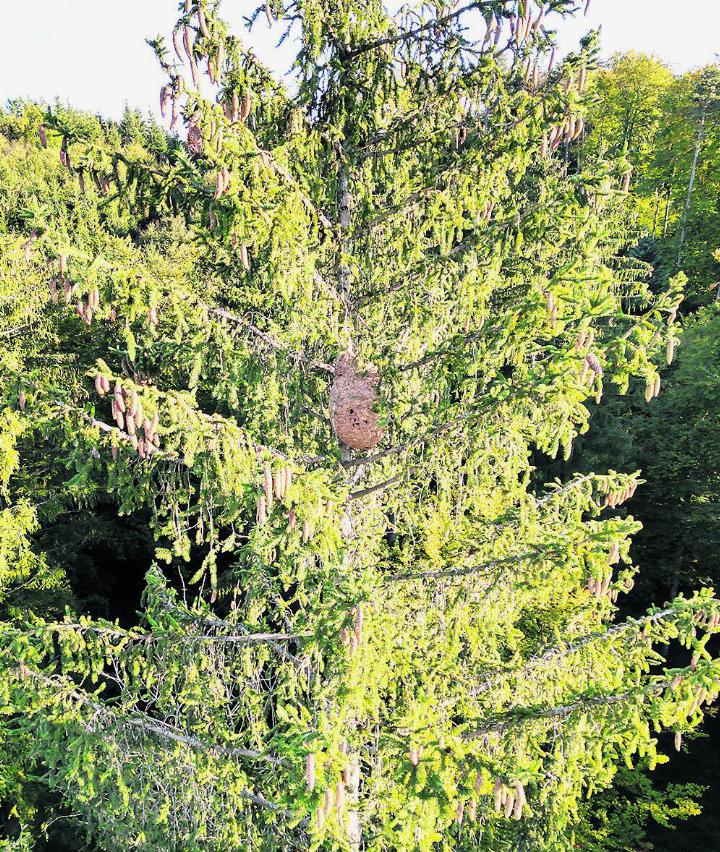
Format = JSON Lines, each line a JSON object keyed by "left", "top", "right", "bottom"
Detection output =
{"left": 677, "top": 104, "right": 707, "bottom": 267}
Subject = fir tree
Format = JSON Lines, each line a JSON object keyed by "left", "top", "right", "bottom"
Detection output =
{"left": 1, "top": 2, "right": 719, "bottom": 850}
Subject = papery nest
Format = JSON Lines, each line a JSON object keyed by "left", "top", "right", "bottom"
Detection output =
{"left": 329, "top": 353, "right": 384, "bottom": 451}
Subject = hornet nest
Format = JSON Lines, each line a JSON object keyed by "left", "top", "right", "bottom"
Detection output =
{"left": 329, "top": 353, "right": 384, "bottom": 451}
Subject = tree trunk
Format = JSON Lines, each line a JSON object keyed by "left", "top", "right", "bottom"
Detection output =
{"left": 652, "top": 188, "right": 660, "bottom": 235}
{"left": 337, "top": 149, "right": 362, "bottom": 851}
{"left": 677, "top": 104, "right": 707, "bottom": 267}
{"left": 662, "top": 181, "right": 673, "bottom": 238}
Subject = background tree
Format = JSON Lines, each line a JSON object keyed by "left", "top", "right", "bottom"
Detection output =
{"left": 583, "top": 51, "right": 673, "bottom": 170}
{"left": 583, "top": 56, "right": 720, "bottom": 304}
{"left": 548, "top": 53, "right": 720, "bottom": 851}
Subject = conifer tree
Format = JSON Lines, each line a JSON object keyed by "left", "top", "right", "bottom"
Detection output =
{"left": 1, "top": 2, "right": 719, "bottom": 850}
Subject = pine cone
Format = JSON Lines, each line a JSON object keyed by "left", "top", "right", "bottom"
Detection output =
{"left": 335, "top": 781, "right": 346, "bottom": 815}
{"left": 585, "top": 353, "right": 603, "bottom": 376}
{"left": 187, "top": 122, "right": 203, "bottom": 155}
{"left": 467, "top": 798, "right": 477, "bottom": 822}
{"left": 322, "top": 787, "right": 333, "bottom": 817}
{"left": 263, "top": 462, "right": 273, "bottom": 508}
{"left": 198, "top": 6, "right": 209, "bottom": 38}
{"left": 305, "top": 754, "right": 315, "bottom": 791}
{"left": 494, "top": 779, "right": 503, "bottom": 813}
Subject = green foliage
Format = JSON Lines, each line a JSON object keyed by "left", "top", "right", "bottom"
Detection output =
{"left": 544, "top": 50, "right": 720, "bottom": 850}
{"left": 0, "top": 3, "right": 718, "bottom": 851}
{"left": 564, "top": 304, "right": 720, "bottom": 603}
{"left": 583, "top": 54, "right": 720, "bottom": 303}
{"left": 574, "top": 764, "right": 703, "bottom": 851}
{"left": 634, "top": 306, "right": 720, "bottom": 593}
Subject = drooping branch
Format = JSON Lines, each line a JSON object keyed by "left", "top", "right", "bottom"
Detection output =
{"left": 17, "top": 620, "right": 309, "bottom": 645}
{"left": 461, "top": 669, "right": 703, "bottom": 740}
{"left": 345, "top": 1, "right": 490, "bottom": 60}
{"left": 114, "top": 138, "right": 334, "bottom": 238}
{"left": 353, "top": 148, "right": 498, "bottom": 239}
{"left": 471, "top": 600, "right": 717, "bottom": 696}
{"left": 255, "top": 147, "right": 335, "bottom": 233}
{"left": 352, "top": 74, "right": 560, "bottom": 164}
{"left": 61, "top": 405, "right": 184, "bottom": 465}
{"left": 49, "top": 391, "right": 293, "bottom": 465}
{"left": 13, "top": 665, "right": 293, "bottom": 776}
{"left": 356, "top": 230, "right": 499, "bottom": 307}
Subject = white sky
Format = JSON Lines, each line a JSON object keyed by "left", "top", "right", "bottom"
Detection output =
{"left": 0, "top": 1, "right": 717, "bottom": 120}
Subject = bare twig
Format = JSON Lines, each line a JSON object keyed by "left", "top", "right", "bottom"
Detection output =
{"left": 349, "top": 473, "right": 404, "bottom": 501}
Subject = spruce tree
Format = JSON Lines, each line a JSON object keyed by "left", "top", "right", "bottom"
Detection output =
{"left": 1, "top": 2, "right": 719, "bottom": 850}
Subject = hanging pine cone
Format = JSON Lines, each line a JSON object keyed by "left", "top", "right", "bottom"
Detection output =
{"left": 305, "top": 753, "right": 316, "bottom": 791}
{"left": 585, "top": 353, "right": 603, "bottom": 376}
{"left": 494, "top": 778, "right": 503, "bottom": 812}
{"left": 467, "top": 797, "right": 477, "bottom": 821}
{"left": 329, "top": 353, "right": 383, "bottom": 451}
{"left": 187, "top": 119, "right": 203, "bottom": 154}
{"left": 322, "top": 787, "right": 334, "bottom": 817}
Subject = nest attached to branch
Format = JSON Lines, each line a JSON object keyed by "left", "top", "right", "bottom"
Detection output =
{"left": 329, "top": 353, "right": 384, "bottom": 451}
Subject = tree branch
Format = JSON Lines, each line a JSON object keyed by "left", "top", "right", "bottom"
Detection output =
{"left": 203, "top": 302, "right": 334, "bottom": 373}
{"left": 462, "top": 689, "right": 639, "bottom": 739}
{"left": 471, "top": 606, "right": 687, "bottom": 697}
{"left": 15, "top": 666, "right": 292, "bottom": 774}
{"left": 534, "top": 473, "right": 596, "bottom": 506}
{"left": 461, "top": 672, "right": 688, "bottom": 740}
{"left": 345, "top": 1, "right": 488, "bottom": 60}
{"left": 255, "top": 149, "right": 334, "bottom": 233}
{"left": 348, "top": 473, "right": 404, "bottom": 501}
{"left": 384, "top": 549, "right": 541, "bottom": 583}
{"left": 0, "top": 322, "right": 36, "bottom": 339}
{"left": 20, "top": 621, "right": 309, "bottom": 645}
